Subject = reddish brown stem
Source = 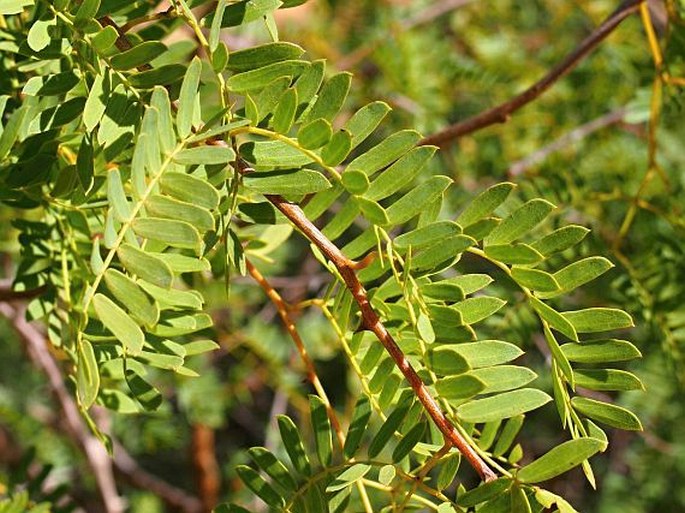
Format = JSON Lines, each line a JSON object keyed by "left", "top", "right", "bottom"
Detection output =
{"left": 261, "top": 193, "right": 496, "bottom": 482}
{"left": 420, "top": 0, "right": 644, "bottom": 146}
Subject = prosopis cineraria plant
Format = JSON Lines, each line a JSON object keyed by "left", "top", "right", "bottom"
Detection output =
{"left": 0, "top": 1, "right": 645, "bottom": 512}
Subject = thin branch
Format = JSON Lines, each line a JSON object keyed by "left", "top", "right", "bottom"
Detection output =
{"left": 113, "top": 441, "right": 203, "bottom": 513}
{"left": 247, "top": 259, "right": 347, "bottom": 449}
{"left": 0, "top": 283, "right": 48, "bottom": 302}
{"left": 234, "top": 169, "right": 496, "bottom": 481}
{"left": 0, "top": 302, "right": 125, "bottom": 513}
{"left": 420, "top": 0, "right": 644, "bottom": 146}
{"left": 507, "top": 107, "right": 628, "bottom": 177}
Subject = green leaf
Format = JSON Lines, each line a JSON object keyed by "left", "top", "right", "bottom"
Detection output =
{"left": 244, "top": 168, "right": 330, "bottom": 195}
{"left": 454, "top": 296, "right": 506, "bottom": 325}
{"left": 111, "top": 42, "right": 167, "bottom": 70}
{"left": 156, "top": 253, "right": 210, "bottom": 273}
{"left": 394, "top": 221, "right": 462, "bottom": 251}
{"left": 560, "top": 339, "right": 642, "bottom": 363}
{"left": 93, "top": 294, "right": 144, "bottom": 356}
{"left": 510, "top": 486, "right": 532, "bottom": 513}
{"left": 437, "top": 453, "right": 461, "bottom": 491}
{"left": 378, "top": 464, "right": 396, "bottom": 486}
{"left": 159, "top": 173, "right": 220, "bottom": 210}
{"left": 484, "top": 243, "right": 543, "bottom": 265}
{"left": 368, "top": 400, "right": 412, "bottom": 458}
{"left": 428, "top": 348, "right": 470, "bottom": 375}
{"left": 493, "top": 415, "right": 525, "bottom": 457}
{"left": 366, "top": 146, "right": 437, "bottom": 201}
{"left": 138, "top": 281, "right": 204, "bottom": 310}
{"left": 347, "top": 129, "right": 421, "bottom": 176}
{"left": 277, "top": 415, "right": 311, "bottom": 475}
{"left": 574, "top": 369, "right": 644, "bottom": 391}
{"left": 77, "top": 134, "right": 94, "bottom": 192}
{"left": 511, "top": 267, "right": 559, "bottom": 292}
{"left": 309, "top": 395, "right": 333, "bottom": 467}
{"left": 90, "top": 25, "right": 118, "bottom": 53}
{"left": 177, "top": 57, "right": 202, "bottom": 139}
{"left": 125, "top": 368, "right": 162, "bottom": 411}
{"left": 450, "top": 340, "right": 523, "bottom": 368}
{"left": 529, "top": 296, "right": 578, "bottom": 341}
{"left": 293, "top": 59, "right": 325, "bottom": 109}
{"left": 306, "top": 72, "right": 352, "bottom": 121}
{"left": 241, "top": 140, "right": 313, "bottom": 167}
{"left": 227, "top": 60, "right": 309, "bottom": 92}
{"left": 183, "top": 339, "right": 220, "bottom": 356}
{"left": 23, "top": 71, "right": 79, "bottom": 96}
{"left": 457, "top": 388, "right": 552, "bottom": 423}
{"left": 227, "top": 42, "right": 304, "bottom": 72}
{"left": 468, "top": 366, "right": 538, "bottom": 394}
{"left": 341, "top": 170, "right": 369, "bottom": 195}
{"left": 421, "top": 282, "right": 465, "bottom": 302}
{"left": 117, "top": 244, "right": 174, "bottom": 289}
{"left": 248, "top": 447, "right": 297, "bottom": 492}
{"left": 385, "top": 176, "right": 452, "bottom": 225}
{"left": 106, "top": 168, "right": 131, "bottom": 222}
{"left": 539, "top": 257, "right": 614, "bottom": 298}
{"left": 435, "top": 374, "right": 485, "bottom": 400}
{"left": 345, "top": 101, "right": 391, "bottom": 149}
{"left": 146, "top": 195, "right": 214, "bottom": 232}
{"left": 211, "top": 0, "right": 283, "bottom": 28}
{"left": 187, "top": 119, "right": 251, "bottom": 143}
{"left": 173, "top": 146, "right": 235, "bottom": 166}
{"left": 321, "top": 129, "right": 352, "bottom": 166}
{"left": 355, "top": 196, "right": 389, "bottom": 225}
{"left": 571, "top": 397, "right": 642, "bottom": 430}
{"left": 517, "top": 438, "right": 606, "bottom": 483}
{"left": 484, "top": 199, "right": 555, "bottom": 246}
{"left": 297, "top": 118, "right": 332, "bottom": 149}
{"left": 457, "top": 182, "right": 515, "bottom": 227}
{"left": 104, "top": 269, "right": 159, "bottom": 327}
{"left": 77, "top": 340, "right": 100, "bottom": 409}
{"left": 75, "top": 0, "right": 100, "bottom": 26}
{"left": 562, "top": 308, "right": 634, "bottom": 333}
{"left": 327, "top": 464, "right": 371, "bottom": 492}
{"left": 392, "top": 422, "right": 427, "bottom": 462}
{"left": 344, "top": 396, "right": 371, "bottom": 459}
{"left": 456, "top": 478, "right": 511, "bottom": 508}
{"left": 235, "top": 466, "right": 285, "bottom": 508}
{"left": 410, "top": 235, "right": 475, "bottom": 273}
{"left": 131, "top": 218, "right": 203, "bottom": 252}
{"left": 532, "top": 225, "right": 590, "bottom": 256}
{"left": 272, "top": 87, "right": 297, "bottom": 133}
{"left": 27, "top": 16, "right": 56, "bottom": 52}
{"left": 0, "top": 0, "right": 34, "bottom": 15}
{"left": 84, "top": 71, "right": 110, "bottom": 132}
{"left": 128, "top": 64, "right": 187, "bottom": 88}
{"left": 543, "top": 324, "right": 574, "bottom": 386}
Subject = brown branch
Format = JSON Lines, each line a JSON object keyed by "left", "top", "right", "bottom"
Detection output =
{"left": 420, "top": 0, "right": 644, "bottom": 146}
{"left": 112, "top": 441, "right": 203, "bottom": 513}
{"left": 0, "top": 302, "right": 125, "bottom": 513}
{"left": 246, "top": 259, "right": 347, "bottom": 449}
{"left": 507, "top": 107, "right": 628, "bottom": 177}
{"left": 98, "top": 15, "right": 153, "bottom": 71}
{"left": 243, "top": 190, "right": 496, "bottom": 482}
{"left": 191, "top": 424, "right": 220, "bottom": 513}
{"left": 0, "top": 283, "right": 48, "bottom": 302}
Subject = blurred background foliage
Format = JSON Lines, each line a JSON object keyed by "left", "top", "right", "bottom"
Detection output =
{"left": 1, "top": 0, "right": 684, "bottom": 512}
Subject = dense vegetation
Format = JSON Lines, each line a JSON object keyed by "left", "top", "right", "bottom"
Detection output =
{"left": 1, "top": 1, "right": 683, "bottom": 512}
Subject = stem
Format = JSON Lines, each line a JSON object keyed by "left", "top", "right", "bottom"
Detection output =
{"left": 239, "top": 173, "right": 496, "bottom": 481}
{"left": 420, "top": 0, "right": 644, "bottom": 146}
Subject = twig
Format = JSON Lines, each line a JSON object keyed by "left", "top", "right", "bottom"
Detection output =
{"left": 0, "top": 302, "right": 126, "bottom": 513}
{"left": 507, "top": 107, "right": 628, "bottom": 177}
{"left": 246, "top": 259, "right": 346, "bottom": 448}
{"left": 113, "top": 441, "right": 203, "bottom": 513}
{"left": 238, "top": 183, "right": 496, "bottom": 481}
{"left": 420, "top": 0, "right": 644, "bottom": 146}
{"left": 0, "top": 283, "right": 48, "bottom": 302}
{"left": 191, "top": 425, "right": 220, "bottom": 513}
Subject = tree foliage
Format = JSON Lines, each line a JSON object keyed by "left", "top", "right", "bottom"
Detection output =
{"left": 1, "top": 1, "right": 683, "bottom": 512}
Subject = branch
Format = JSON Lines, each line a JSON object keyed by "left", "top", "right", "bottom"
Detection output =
{"left": 0, "top": 283, "right": 48, "bottom": 302}
{"left": 420, "top": 0, "right": 644, "bottom": 146}
{"left": 113, "top": 441, "right": 203, "bottom": 513}
{"left": 236, "top": 178, "right": 496, "bottom": 481}
{"left": 507, "top": 107, "right": 628, "bottom": 177}
{"left": 247, "top": 259, "right": 347, "bottom": 448}
{"left": 0, "top": 302, "right": 126, "bottom": 513}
